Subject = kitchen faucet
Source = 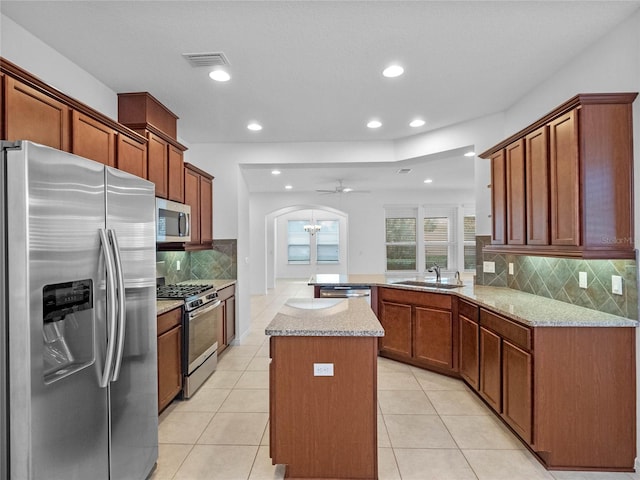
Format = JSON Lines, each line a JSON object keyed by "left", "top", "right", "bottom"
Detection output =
{"left": 428, "top": 263, "right": 441, "bottom": 282}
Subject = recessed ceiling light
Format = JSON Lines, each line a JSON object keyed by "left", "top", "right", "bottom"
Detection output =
{"left": 271, "top": 170, "right": 281, "bottom": 175}
{"left": 209, "top": 68, "right": 231, "bottom": 82}
{"left": 424, "top": 179, "right": 433, "bottom": 184}
{"left": 247, "top": 123, "right": 262, "bottom": 131}
{"left": 383, "top": 65, "right": 404, "bottom": 78}
{"left": 367, "top": 120, "right": 382, "bottom": 129}
{"left": 343, "top": 187, "right": 353, "bottom": 193}
{"left": 464, "top": 151, "right": 476, "bottom": 157}
{"left": 285, "top": 185, "right": 293, "bottom": 190}
{"left": 409, "top": 119, "right": 425, "bottom": 128}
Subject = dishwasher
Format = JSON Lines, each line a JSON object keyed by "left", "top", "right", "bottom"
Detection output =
{"left": 319, "top": 286, "right": 371, "bottom": 306}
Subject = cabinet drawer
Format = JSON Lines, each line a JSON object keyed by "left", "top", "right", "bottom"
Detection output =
{"left": 480, "top": 309, "right": 531, "bottom": 351}
{"left": 218, "top": 284, "right": 236, "bottom": 301}
{"left": 158, "top": 307, "right": 182, "bottom": 336}
{"left": 458, "top": 298, "right": 478, "bottom": 321}
{"left": 379, "top": 287, "right": 451, "bottom": 310}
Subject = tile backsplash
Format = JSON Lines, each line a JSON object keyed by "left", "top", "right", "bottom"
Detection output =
{"left": 157, "top": 239, "right": 238, "bottom": 285}
{"left": 475, "top": 236, "right": 638, "bottom": 319}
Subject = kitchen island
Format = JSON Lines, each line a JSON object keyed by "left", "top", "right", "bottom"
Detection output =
{"left": 266, "top": 297, "right": 384, "bottom": 480}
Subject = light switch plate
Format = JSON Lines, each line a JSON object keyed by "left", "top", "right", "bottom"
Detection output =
{"left": 612, "top": 275, "right": 623, "bottom": 295}
{"left": 483, "top": 261, "right": 495, "bottom": 274}
{"left": 508, "top": 263, "right": 514, "bottom": 275}
{"left": 579, "top": 271, "right": 588, "bottom": 289}
{"left": 313, "top": 363, "right": 334, "bottom": 376}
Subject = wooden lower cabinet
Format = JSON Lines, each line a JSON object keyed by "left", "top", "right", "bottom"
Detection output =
{"left": 270, "top": 335, "right": 378, "bottom": 479}
{"left": 479, "top": 326, "right": 502, "bottom": 412}
{"left": 378, "top": 287, "right": 455, "bottom": 374}
{"left": 458, "top": 299, "right": 479, "bottom": 389}
{"left": 157, "top": 307, "right": 183, "bottom": 413}
{"left": 216, "top": 284, "right": 236, "bottom": 354}
{"left": 502, "top": 341, "right": 532, "bottom": 443}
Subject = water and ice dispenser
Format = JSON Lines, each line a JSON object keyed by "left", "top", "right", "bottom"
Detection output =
{"left": 42, "top": 280, "right": 94, "bottom": 383}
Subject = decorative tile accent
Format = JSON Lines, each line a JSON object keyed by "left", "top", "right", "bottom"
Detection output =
{"left": 476, "top": 240, "right": 638, "bottom": 319}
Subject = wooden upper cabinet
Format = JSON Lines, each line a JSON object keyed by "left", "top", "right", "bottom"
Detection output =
{"left": 525, "top": 126, "right": 550, "bottom": 245}
{"left": 117, "top": 134, "right": 147, "bottom": 179}
{"left": 168, "top": 145, "right": 185, "bottom": 203}
{"left": 549, "top": 110, "right": 580, "bottom": 247}
{"left": 184, "top": 165, "right": 201, "bottom": 246}
{"left": 147, "top": 132, "right": 169, "bottom": 198}
{"left": 481, "top": 93, "right": 637, "bottom": 259}
{"left": 4, "top": 76, "right": 70, "bottom": 150}
{"left": 505, "top": 139, "right": 526, "bottom": 245}
{"left": 71, "top": 111, "right": 116, "bottom": 167}
{"left": 490, "top": 150, "right": 507, "bottom": 245}
{"left": 200, "top": 174, "right": 213, "bottom": 244}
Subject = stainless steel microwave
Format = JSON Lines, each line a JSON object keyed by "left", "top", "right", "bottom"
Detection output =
{"left": 156, "top": 198, "right": 191, "bottom": 243}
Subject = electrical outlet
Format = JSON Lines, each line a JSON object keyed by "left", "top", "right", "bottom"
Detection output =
{"left": 313, "top": 363, "right": 334, "bottom": 377}
{"left": 612, "top": 275, "right": 623, "bottom": 295}
{"left": 483, "top": 261, "right": 495, "bottom": 274}
{"left": 579, "top": 271, "right": 587, "bottom": 289}
{"left": 176, "top": 260, "right": 181, "bottom": 271}
{"left": 508, "top": 263, "right": 514, "bottom": 275}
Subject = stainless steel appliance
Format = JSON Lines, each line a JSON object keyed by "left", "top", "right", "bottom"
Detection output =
{"left": 156, "top": 197, "right": 191, "bottom": 243}
{"left": 319, "top": 286, "right": 372, "bottom": 306}
{"left": 0, "top": 141, "right": 158, "bottom": 480}
{"left": 156, "top": 283, "right": 221, "bottom": 398}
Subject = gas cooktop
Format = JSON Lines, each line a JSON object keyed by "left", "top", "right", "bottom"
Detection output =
{"left": 156, "top": 284, "right": 215, "bottom": 299}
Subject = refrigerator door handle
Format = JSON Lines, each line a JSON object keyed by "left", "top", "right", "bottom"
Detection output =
{"left": 99, "top": 229, "right": 118, "bottom": 388}
{"left": 108, "top": 229, "right": 127, "bottom": 382}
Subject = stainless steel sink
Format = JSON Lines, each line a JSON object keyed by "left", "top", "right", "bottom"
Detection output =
{"left": 392, "top": 280, "right": 461, "bottom": 289}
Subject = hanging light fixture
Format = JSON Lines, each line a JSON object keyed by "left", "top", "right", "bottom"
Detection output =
{"left": 304, "top": 211, "right": 322, "bottom": 235}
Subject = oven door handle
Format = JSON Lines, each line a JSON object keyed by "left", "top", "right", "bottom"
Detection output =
{"left": 188, "top": 300, "right": 222, "bottom": 321}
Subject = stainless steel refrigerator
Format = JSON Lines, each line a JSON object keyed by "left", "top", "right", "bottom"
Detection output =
{"left": 0, "top": 141, "right": 158, "bottom": 480}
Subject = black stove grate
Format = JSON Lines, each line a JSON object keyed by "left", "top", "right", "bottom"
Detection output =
{"left": 156, "top": 284, "right": 215, "bottom": 299}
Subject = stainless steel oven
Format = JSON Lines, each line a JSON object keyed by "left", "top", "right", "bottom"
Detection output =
{"left": 156, "top": 283, "right": 221, "bottom": 398}
{"left": 184, "top": 298, "right": 221, "bottom": 397}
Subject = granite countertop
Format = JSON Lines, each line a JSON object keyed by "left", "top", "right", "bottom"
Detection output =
{"left": 308, "top": 274, "right": 638, "bottom": 328}
{"left": 265, "top": 297, "right": 385, "bottom": 337}
{"left": 157, "top": 299, "right": 184, "bottom": 315}
{"left": 179, "top": 279, "right": 236, "bottom": 290}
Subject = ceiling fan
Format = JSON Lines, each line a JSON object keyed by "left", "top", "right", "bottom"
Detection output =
{"left": 316, "top": 180, "right": 370, "bottom": 195}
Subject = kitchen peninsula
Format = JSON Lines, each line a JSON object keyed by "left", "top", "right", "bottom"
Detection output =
{"left": 309, "top": 274, "right": 637, "bottom": 472}
{"left": 266, "top": 298, "right": 384, "bottom": 480}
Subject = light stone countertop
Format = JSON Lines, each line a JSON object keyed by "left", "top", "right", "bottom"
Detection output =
{"left": 265, "top": 297, "right": 384, "bottom": 337}
{"left": 308, "top": 274, "right": 638, "bottom": 328}
{"left": 156, "top": 279, "right": 237, "bottom": 315}
{"left": 157, "top": 299, "right": 184, "bottom": 315}
{"left": 179, "top": 279, "right": 236, "bottom": 290}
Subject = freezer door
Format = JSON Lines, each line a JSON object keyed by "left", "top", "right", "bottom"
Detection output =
{"left": 105, "top": 167, "right": 158, "bottom": 480}
{"left": 5, "top": 142, "right": 110, "bottom": 480}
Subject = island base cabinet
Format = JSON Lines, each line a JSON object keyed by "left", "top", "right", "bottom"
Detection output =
{"left": 270, "top": 335, "right": 378, "bottom": 480}
{"left": 532, "top": 327, "right": 635, "bottom": 470}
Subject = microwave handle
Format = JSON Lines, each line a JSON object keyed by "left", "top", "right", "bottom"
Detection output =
{"left": 179, "top": 211, "right": 189, "bottom": 238}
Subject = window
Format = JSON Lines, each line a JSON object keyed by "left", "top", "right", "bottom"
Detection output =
{"left": 385, "top": 209, "right": 417, "bottom": 271}
{"left": 287, "top": 220, "right": 310, "bottom": 264}
{"left": 317, "top": 220, "right": 339, "bottom": 263}
{"left": 463, "top": 214, "right": 476, "bottom": 270}
{"left": 424, "top": 216, "right": 451, "bottom": 270}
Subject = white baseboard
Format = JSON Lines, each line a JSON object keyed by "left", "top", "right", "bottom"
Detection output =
{"left": 634, "top": 456, "right": 639, "bottom": 472}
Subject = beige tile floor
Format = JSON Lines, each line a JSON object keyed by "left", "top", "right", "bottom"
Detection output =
{"left": 152, "top": 279, "right": 639, "bottom": 480}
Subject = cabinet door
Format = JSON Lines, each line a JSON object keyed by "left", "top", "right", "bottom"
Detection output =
{"left": 459, "top": 315, "right": 479, "bottom": 389}
{"left": 184, "top": 167, "right": 201, "bottom": 245}
{"left": 225, "top": 296, "right": 236, "bottom": 345}
{"left": 526, "top": 126, "right": 549, "bottom": 245}
{"left": 506, "top": 139, "right": 526, "bottom": 245}
{"left": 490, "top": 150, "right": 507, "bottom": 245}
{"left": 502, "top": 341, "right": 532, "bottom": 444}
{"left": 117, "top": 135, "right": 147, "bottom": 179}
{"left": 71, "top": 111, "right": 116, "bottom": 167}
{"left": 147, "top": 132, "right": 169, "bottom": 198}
{"left": 549, "top": 110, "right": 580, "bottom": 246}
{"left": 4, "top": 76, "right": 70, "bottom": 150}
{"left": 167, "top": 145, "right": 185, "bottom": 203}
{"left": 379, "top": 301, "right": 412, "bottom": 359}
{"left": 479, "top": 327, "right": 502, "bottom": 412}
{"left": 217, "top": 304, "right": 226, "bottom": 353}
{"left": 200, "top": 175, "right": 213, "bottom": 244}
{"left": 414, "top": 307, "right": 453, "bottom": 370}
{"left": 157, "top": 325, "right": 182, "bottom": 412}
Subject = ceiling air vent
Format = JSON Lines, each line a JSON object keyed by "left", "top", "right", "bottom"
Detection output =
{"left": 396, "top": 168, "right": 412, "bottom": 174}
{"left": 182, "top": 52, "right": 230, "bottom": 68}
